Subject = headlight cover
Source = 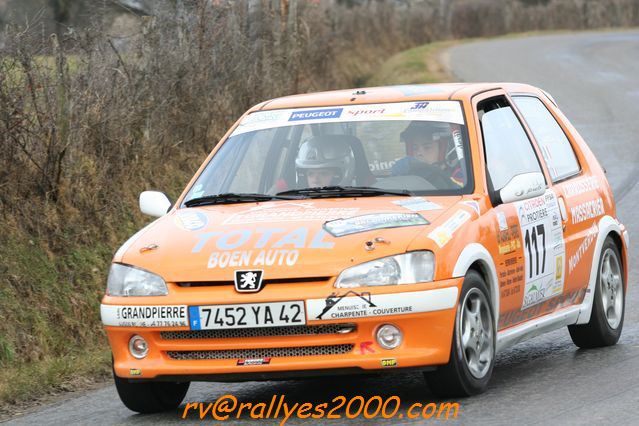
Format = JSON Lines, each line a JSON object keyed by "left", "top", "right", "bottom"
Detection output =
{"left": 335, "top": 251, "right": 435, "bottom": 288}
{"left": 106, "top": 263, "right": 168, "bottom": 296}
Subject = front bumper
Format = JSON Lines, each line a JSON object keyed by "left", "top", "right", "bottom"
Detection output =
{"left": 103, "top": 278, "right": 462, "bottom": 381}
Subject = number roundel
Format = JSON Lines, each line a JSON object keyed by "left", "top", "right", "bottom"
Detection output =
{"left": 515, "top": 190, "right": 566, "bottom": 310}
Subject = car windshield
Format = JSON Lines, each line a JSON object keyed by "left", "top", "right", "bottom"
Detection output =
{"left": 183, "top": 101, "right": 472, "bottom": 205}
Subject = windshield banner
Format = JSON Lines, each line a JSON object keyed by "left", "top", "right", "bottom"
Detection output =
{"left": 232, "top": 101, "right": 464, "bottom": 136}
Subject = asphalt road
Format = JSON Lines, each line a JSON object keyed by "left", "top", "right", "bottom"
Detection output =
{"left": 6, "top": 30, "right": 639, "bottom": 425}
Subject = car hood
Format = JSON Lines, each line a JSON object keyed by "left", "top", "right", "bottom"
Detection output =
{"left": 117, "top": 196, "right": 463, "bottom": 282}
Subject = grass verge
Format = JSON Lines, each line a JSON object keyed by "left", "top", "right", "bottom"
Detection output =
{"left": 0, "top": 222, "right": 136, "bottom": 410}
{"left": 0, "top": 348, "right": 111, "bottom": 419}
{"left": 365, "top": 40, "right": 457, "bottom": 86}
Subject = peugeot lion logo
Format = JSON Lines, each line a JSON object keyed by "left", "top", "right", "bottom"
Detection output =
{"left": 234, "top": 270, "right": 264, "bottom": 293}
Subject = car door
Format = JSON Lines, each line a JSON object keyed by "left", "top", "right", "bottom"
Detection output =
{"left": 474, "top": 93, "right": 566, "bottom": 330}
{"left": 511, "top": 94, "right": 600, "bottom": 310}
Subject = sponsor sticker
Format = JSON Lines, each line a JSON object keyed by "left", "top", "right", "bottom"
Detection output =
{"left": 174, "top": 211, "right": 208, "bottom": 231}
{"left": 428, "top": 210, "right": 471, "bottom": 248}
{"left": 568, "top": 223, "right": 598, "bottom": 275}
{"left": 381, "top": 358, "right": 398, "bottom": 368}
{"left": 241, "top": 110, "right": 287, "bottom": 126}
{"left": 497, "top": 211, "right": 509, "bottom": 231}
{"left": 392, "top": 197, "right": 442, "bottom": 212}
{"left": 346, "top": 106, "right": 387, "bottom": 117}
{"left": 497, "top": 223, "right": 521, "bottom": 255}
{"left": 237, "top": 358, "right": 271, "bottom": 366}
{"left": 570, "top": 197, "right": 604, "bottom": 225}
{"left": 100, "top": 304, "right": 189, "bottom": 327}
{"left": 360, "top": 341, "right": 375, "bottom": 354}
{"left": 410, "top": 101, "right": 429, "bottom": 110}
{"left": 289, "top": 108, "right": 343, "bottom": 121}
{"left": 562, "top": 176, "right": 600, "bottom": 198}
{"left": 223, "top": 202, "right": 359, "bottom": 225}
{"left": 324, "top": 213, "right": 428, "bottom": 237}
{"left": 461, "top": 200, "right": 480, "bottom": 216}
{"left": 306, "top": 288, "right": 458, "bottom": 321}
{"left": 207, "top": 249, "right": 301, "bottom": 269}
{"left": 556, "top": 255, "right": 564, "bottom": 280}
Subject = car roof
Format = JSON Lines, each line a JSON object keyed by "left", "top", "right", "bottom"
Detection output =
{"left": 252, "top": 82, "right": 546, "bottom": 112}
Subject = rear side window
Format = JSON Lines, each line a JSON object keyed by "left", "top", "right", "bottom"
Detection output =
{"left": 513, "top": 96, "right": 580, "bottom": 182}
{"left": 478, "top": 97, "right": 543, "bottom": 192}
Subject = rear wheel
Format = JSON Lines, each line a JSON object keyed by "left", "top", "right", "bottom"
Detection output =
{"left": 425, "top": 270, "right": 495, "bottom": 397}
{"left": 568, "top": 237, "right": 624, "bottom": 348}
{"left": 113, "top": 366, "right": 190, "bottom": 414}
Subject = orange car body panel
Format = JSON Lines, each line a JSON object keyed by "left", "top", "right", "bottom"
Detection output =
{"left": 103, "top": 83, "right": 628, "bottom": 381}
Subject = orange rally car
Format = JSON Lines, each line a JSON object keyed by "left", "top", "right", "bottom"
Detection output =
{"left": 101, "top": 83, "right": 629, "bottom": 413}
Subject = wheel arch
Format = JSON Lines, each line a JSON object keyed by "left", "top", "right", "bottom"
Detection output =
{"left": 452, "top": 243, "right": 500, "bottom": 328}
{"left": 576, "top": 215, "right": 628, "bottom": 324}
{"left": 606, "top": 227, "right": 628, "bottom": 292}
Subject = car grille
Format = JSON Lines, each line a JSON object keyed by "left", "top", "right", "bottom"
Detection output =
{"left": 166, "top": 344, "right": 354, "bottom": 360}
{"left": 160, "top": 324, "right": 355, "bottom": 340}
{"left": 176, "top": 276, "right": 331, "bottom": 287}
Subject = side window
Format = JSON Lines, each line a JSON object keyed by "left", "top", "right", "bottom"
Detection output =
{"left": 478, "top": 97, "right": 543, "bottom": 192}
{"left": 513, "top": 96, "right": 580, "bottom": 182}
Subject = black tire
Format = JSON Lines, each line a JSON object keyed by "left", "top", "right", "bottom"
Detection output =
{"left": 425, "top": 270, "right": 495, "bottom": 397}
{"left": 113, "top": 367, "right": 190, "bottom": 414}
{"left": 568, "top": 237, "right": 625, "bottom": 348}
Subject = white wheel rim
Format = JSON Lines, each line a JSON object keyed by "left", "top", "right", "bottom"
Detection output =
{"left": 599, "top": 248, "right": 623, "bottom": 330}
{"left": 459, "top": 288, "right": 494, "bottom": 379}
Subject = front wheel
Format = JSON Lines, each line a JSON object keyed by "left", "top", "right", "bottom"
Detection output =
{"left": 113, "top": 367, "right": 190, "bottom": 414}
{"left": 425, "top": 270, "right": 495, "bottom": 397}
{"left": 568, "top": 237, "right": 625, "bottom": 348}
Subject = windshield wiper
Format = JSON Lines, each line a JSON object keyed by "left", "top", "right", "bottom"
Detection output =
{"left": 276, "top": 186, "right": 412, "bottom": 198}
{"left": 184, "top": 192, "right": 305, "bottom": 207}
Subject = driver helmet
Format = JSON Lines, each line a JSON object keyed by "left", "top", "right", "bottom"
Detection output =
{"left": 295, "top": 135, "right": 355, "bottom": 186}
{"left": 400, "top": 121, "right": 452, "bottom": 163}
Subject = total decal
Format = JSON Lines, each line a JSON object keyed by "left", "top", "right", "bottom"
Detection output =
{"left": 191, "top": 227, "right": 335, "bottom": 269}
{"left": 515, "top": 190, "right": 566, "bottom": 310}
{"left": 305, "top": 288, "right": 457, "bottom": 321}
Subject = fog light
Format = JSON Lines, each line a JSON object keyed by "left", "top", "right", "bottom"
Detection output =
{"left": 129, "top": 335, "right": 148, "bottom": 359}
{"left": 376, "top": 324, "right": 403, "bottom": 350}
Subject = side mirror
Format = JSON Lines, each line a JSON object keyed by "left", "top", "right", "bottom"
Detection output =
{"left": 139, "top": 191, "right": 172, "bottom": 217}
{"left": 499, "top": 172, "right": 546, "bottom": 204}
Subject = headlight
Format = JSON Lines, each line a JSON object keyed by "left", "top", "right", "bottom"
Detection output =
{"left": 335, "top": 251, "right": 434, "bottom": 288}
{"left": 106, "top": 263, "right": 168, "bottom": 296}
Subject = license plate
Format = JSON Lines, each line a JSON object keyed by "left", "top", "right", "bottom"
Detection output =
{"left": 189, "top": 301, "right": 306, "bottom": 330}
